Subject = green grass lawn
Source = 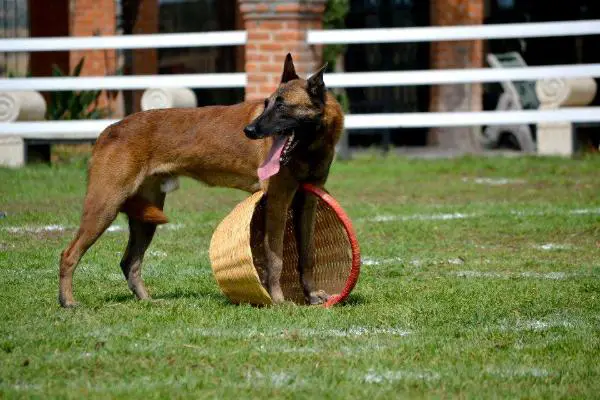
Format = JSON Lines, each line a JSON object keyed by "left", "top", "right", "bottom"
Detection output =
{"left": 1, "top": 152, "right": 599, "bottom": 399}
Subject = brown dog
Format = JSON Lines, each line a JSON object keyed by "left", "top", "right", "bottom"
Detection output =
{"left": 58, "top": 53, "right": 344, "bottom": 308}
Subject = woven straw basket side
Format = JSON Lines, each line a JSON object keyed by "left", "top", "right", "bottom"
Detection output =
{"left": 209, "top": 186, "right": 358, "bottom": 306}
{"left": 209, "top": 191, "right": 272, "bottom": 305}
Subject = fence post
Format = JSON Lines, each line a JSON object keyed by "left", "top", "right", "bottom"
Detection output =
{"left": 535, "top": 77, "right": 597, "bottom": 156}
{"left": 0, "top": 91, "right": 47, "bottom": 167}
{"left": 429, "top": 0, "right": 484, "bottom": 152}
{"left": 238, "top": 0, "right": 327, "bottom": 101}
{"left": 0, "top": 137, "right": 25, "bottom": 167}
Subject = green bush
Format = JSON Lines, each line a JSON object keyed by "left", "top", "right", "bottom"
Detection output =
{"left": 323, "top": 0, "right": 349, "bottom": 71}
{"left": 324, "top": 0, "right": 350, "bottom": 113}
{"left": 46, "top": 57, "right": 109, "bottom": 120}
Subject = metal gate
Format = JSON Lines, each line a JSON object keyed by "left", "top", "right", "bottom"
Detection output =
{"left": 344, "top": 0, "right": 430, "bottom": 148}
{"left": 0, "top": 0, "right": 28, "bottom": 76}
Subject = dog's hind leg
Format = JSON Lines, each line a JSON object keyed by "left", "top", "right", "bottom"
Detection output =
{"left": 293, "top": 190, "right": 329, "bottom": 305}
{"left": 120, "top": 219, "right": 159, "bottom": 300}
{"left": 59, "top": 189, "right": 123, "bottom": 308}
{"left": 120, "top": 179, "right": 166, "bottom": 300}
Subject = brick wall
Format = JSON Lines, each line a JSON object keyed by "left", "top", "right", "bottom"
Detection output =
{"left": 69, "top": 0, "right": 119, "bottom": 113}
{"left": 129, "top": 0, "right": 159, "bottom": 113}
{"left": 429, "top": 0, "right": 484, "bottom": 150}
{"left": 239, "top": 0, "right": 326, "bottom": 101}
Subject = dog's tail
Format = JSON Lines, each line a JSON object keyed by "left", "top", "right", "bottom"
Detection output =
{"left": 121, "top": 196, "right": 169, "bottom": 225}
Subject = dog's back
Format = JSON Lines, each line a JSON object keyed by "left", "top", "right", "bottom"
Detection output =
{"left": 90, "top": 100, "right": 269, "bottom": 190}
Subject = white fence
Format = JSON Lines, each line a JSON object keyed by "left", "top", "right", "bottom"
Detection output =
{"left": 1, "top": 20, "right": 600, "bottom": 140}
{"left": 307, "top": 19, "right": 600, "bottom": 44}
{"left": 2, "top": 108, "right": 600, "bottom": 141}
{"left": 1, "top": 73, "right": 246, "bottom": 91}
{"left": 0, "top": 31, "right": 247, "bottom": 52}
{"left": 308, "top": 19, "right": 600, "bottom": 132}
{"left": 4, "top": 64, "right": 600, "bottom": 92}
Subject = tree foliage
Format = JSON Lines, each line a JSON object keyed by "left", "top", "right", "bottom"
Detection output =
{"left": 323, "top": 0, "right": 349, "bottom": 72}
{"left": 46, "top": 57, "right": 109, "bottom": 121}
{"left": 323, "top": 0, "right": 350, "bottom": 113}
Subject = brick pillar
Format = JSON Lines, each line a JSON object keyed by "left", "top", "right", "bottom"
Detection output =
{"left": 429, "top": 0, "right": 484, "bottom": 151}
{"left": 131, "top": 0, "right": 159, "bottom": 112}
{"left": 69, "top": 0, "right": 119, "bottom": 114}
{"left": 238, "top": 0, "right": 327, "bottom": 101}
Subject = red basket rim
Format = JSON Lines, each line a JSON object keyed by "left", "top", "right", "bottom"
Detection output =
{"left": 300, "top": 183, "right": 361, "bottom": 308}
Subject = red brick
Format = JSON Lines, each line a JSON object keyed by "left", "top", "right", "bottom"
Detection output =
{"left": 245, "top": 62, "right": 261, "bottom": 72}
{"left": 256, "top": 21, "right": 286, "bottom": 30}
{"left": 249, "top": 74, "right": 270, "bottom": 83}
{"left": 273, "top": 52, "right": 311, "bottom": 63}
{"left": 259, "top": 43, "right": 285, "bottom": 52}
{"left": 254, "top": 3, "right": 270, "bottom": 12}
{"left": 284, "top": 20, "right": 315, "bottom": 30}
{"left": 274, "top": 3, "right": 301, "bottom": 13}
{"left": 239, "top": 4, "right": 255, "bottom": 14}
{"left": 260, "top": 63, "right": 286, "bottom": 73}
{"left": 429, "top": 0, "right": 484, "bottom": 142}
{"left": 246, "top": 53, "right": 271, "bottom": 62}
{"left": 273, "top": 31, "right": 304, "bottom": 42}
{"left": 240, "top": 0, "right": 326, "bottom": 100}
{"left": 260, "top": 83, "right": 277, "bottom": 93}
{"left": 68, "top": 0, "right": 121, "bottom": 114}
{"left": 248, "top": 31, "right": 271, "bottom": 41}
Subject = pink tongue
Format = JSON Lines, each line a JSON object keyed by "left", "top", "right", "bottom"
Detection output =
{"left": 258, "top": 136, "right": 287, "bottom": 181}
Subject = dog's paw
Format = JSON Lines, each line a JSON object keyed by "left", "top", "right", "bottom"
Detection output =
{"left": 269, "top": 288, "right": 286, "bottom": 305}
{"left": 59, "top": 293, "right": 80, "bottom": 308}
{"left": 307, "top": 290, "right": 330, "bottom": 305}
{"left": 60, "top": 300, "right": 80, "bottom": 309}
{"left": 140, "top": 298, "right": 166, "bottom": 305}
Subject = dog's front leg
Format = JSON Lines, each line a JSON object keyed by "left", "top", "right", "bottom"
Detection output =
{"left": 263, "top": 172, "right": 298, "bottom": 304}
{"left": 293, "top": 189, "right": 329, "bottom": 305}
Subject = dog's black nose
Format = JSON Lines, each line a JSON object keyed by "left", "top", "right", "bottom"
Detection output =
{"left": 244, "top": 125, "right": 257, "bottom": 138}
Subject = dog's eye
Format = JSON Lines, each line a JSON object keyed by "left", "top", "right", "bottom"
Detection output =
{"left": 264, "top": 98, "right": 269, "bottom": 108}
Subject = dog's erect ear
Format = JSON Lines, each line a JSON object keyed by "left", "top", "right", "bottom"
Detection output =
{"left": 281, "top": 53, "right": 299, "bottom": 83}
{"left": 307, "top": 62, "right": 328, "bottom": 102}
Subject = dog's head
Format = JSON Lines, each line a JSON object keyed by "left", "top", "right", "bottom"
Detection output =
{"left": 244, "top": 53, "right": 328, "bottom": 180}
{"left": 244, "top": 53, "right": 327, "bottom": 141}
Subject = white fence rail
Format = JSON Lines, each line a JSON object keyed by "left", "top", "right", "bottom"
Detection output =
{"left": 345, "top": 108, "right": 600, "bottom": 130}
{"left": 1, "top": 73, "right": 246, "bottom": 91}
{"left": 307, "top": 19, "right": 600, "bottom": 45}
{"left": 307, "top": 19, "right": 600, "bottom": 140}
{"left": 3, "top": 64, "right": 600, "bottom": 92}
{"left": 323, "top": 64, "right": 600, "bottom": 88}
{"left": 2, "top": 108, "right": 599, "bottom": 139}
{"left": 0, "top": 31, "right": 246, "bottom": 52}
{"left": 1, "top": 20, "right": 600, "bottom": 146}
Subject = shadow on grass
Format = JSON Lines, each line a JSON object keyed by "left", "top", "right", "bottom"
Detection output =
{"left": 102, "top": 290, "right": 368, "bottom": 308}
{"left": 339, "top": 293, "right": 368, "bottom": 306}
{"left": 152, "top": 290, "right": 370, "bottom": 307}
{"left": 102, "top": 288, "right": 230, "bottom": 306}
{"left": 154, "top": 289, "right": 230, "bottom": 305}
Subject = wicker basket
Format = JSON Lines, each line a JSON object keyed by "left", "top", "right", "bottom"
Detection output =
{"left": 209, "top": 184, "right": 360, "bottom": 307}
